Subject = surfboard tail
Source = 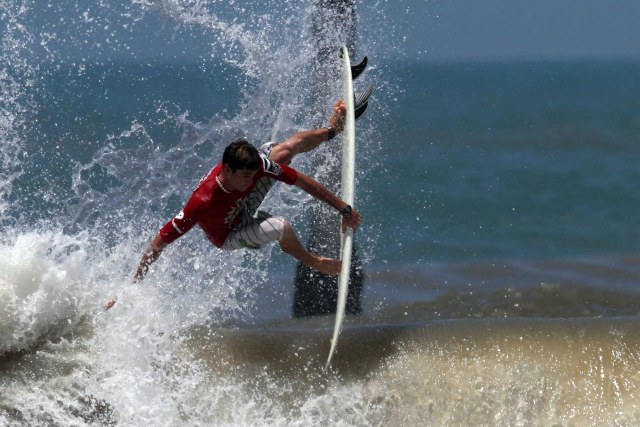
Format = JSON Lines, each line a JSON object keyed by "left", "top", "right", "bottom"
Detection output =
{"left": 326, "top": 228, "right": 354, "bottom": 369}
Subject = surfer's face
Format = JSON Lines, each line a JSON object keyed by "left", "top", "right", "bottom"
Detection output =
{"left": 227, "top": 167, "right": 257, "bottom": 192}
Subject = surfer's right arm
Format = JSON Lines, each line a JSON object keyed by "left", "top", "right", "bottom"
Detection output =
{"left": 133, "top": 195, "right": 202, "bottom": 282}
{"left": 268, "top": 100, "right": 346, "bottom": 164}
{"left": 133, "top": 234, "right": 168, "bottom": 282}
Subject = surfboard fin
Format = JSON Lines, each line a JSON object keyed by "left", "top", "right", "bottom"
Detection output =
{"left": 354, "top": 84, "right": 373, "bottom": 119}
{"left": 339, "top": 49, "right": 368, "bottom": 80}
{"left": 351, "top": 56, "right": 368, "bottom": 80}
{"left": 355, "top": 102, "right": 368, "bottom": 120}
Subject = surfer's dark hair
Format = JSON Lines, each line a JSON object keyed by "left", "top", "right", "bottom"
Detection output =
{"left": 223, "top": 139, "right": 260, "bottom": 172}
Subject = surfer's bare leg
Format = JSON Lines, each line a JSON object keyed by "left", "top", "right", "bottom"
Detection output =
{"left": 279, "top": 220, "right": 341, "bottom": 276}
{"left": 268, "top": 100, "right": 346, "bottom": 164}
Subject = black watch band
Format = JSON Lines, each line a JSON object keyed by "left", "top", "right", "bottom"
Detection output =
{"left": 340, "top": 204, "right": 352, "bottom": 216}
{"left": 327, "top": 126, "right": 336, "bottom": 140}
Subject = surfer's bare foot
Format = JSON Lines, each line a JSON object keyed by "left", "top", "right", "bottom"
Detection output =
{"left": 309, "top": 256, "right": 341, "bottom": 276}
{"left": 278, "top": 223, "right": 341, "bottom": 276}
{"left": 328, "top": 100, "right": 346, "bottom": 134}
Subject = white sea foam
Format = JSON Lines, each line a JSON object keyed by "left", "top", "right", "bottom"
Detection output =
{"left": 0, "top": 231, "right": 89, "bottom": 354}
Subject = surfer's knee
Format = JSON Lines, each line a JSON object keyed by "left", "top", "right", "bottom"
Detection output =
{"left": 278, "top": 217, "right": 293, "bottom": 241}
{"left": 278, "top": 219, "right": 303, "bottom": 251}
{"left": 257, "top": 214, "right": 288, "bottom": 243}
{"left": 237, "top": 213, "right": 288, "bottom": 247}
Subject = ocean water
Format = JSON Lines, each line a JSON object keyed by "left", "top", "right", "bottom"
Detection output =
{"left": 2, "top": 1, "right": 640, "bottom": 426}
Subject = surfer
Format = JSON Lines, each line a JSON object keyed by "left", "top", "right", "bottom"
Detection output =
{"left": 133, "top": 100, "right": 362, "bottom": 282}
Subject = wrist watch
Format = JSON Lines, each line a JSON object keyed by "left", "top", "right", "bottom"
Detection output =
{"left": 327, "top": 126, "right": 336, "bottom": 140}
{"left": 340, "top": 204, "right": 352, "bottom": 216}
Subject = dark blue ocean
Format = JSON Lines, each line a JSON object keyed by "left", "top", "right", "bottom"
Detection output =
{"left": 2, "top": 2, "right": 640, "bottom": 426}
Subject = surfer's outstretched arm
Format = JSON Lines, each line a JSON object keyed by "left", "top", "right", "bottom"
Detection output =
{"left": 105, "top": 234, "right": 168, "bottom": 310}
{"left": 133, "top": 234, "right": 168, "bottom": 282}
{"left": 268, "top": 100, "right": 346, "bottom": 164}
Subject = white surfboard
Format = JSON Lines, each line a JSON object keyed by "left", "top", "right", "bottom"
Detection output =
{"left": 325, "top": 46, "right": 357, "bottom": 369}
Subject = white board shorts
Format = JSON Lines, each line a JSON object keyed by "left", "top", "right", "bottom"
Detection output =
{"left": 222, "top": 142, "right": 285, "bottom": 250}
{"left": 222, "top": 210, "right": 286, "bottom": 250}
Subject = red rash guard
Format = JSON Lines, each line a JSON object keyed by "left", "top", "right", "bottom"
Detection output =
{"left": 159, "top": 158, "right": 298, "bottom": 248}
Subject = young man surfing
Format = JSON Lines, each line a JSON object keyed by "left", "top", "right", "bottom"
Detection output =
{"left": 133, "top": 100, "right": 361, "bottom": 282}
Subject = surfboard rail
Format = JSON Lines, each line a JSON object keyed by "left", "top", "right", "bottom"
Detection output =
{"left": 325, "top": 46, "right": 357, "bottom": 369}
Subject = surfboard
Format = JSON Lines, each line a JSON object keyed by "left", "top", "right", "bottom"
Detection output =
{"left": 325, "top": 46, "right": 357, "bottom": 369}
